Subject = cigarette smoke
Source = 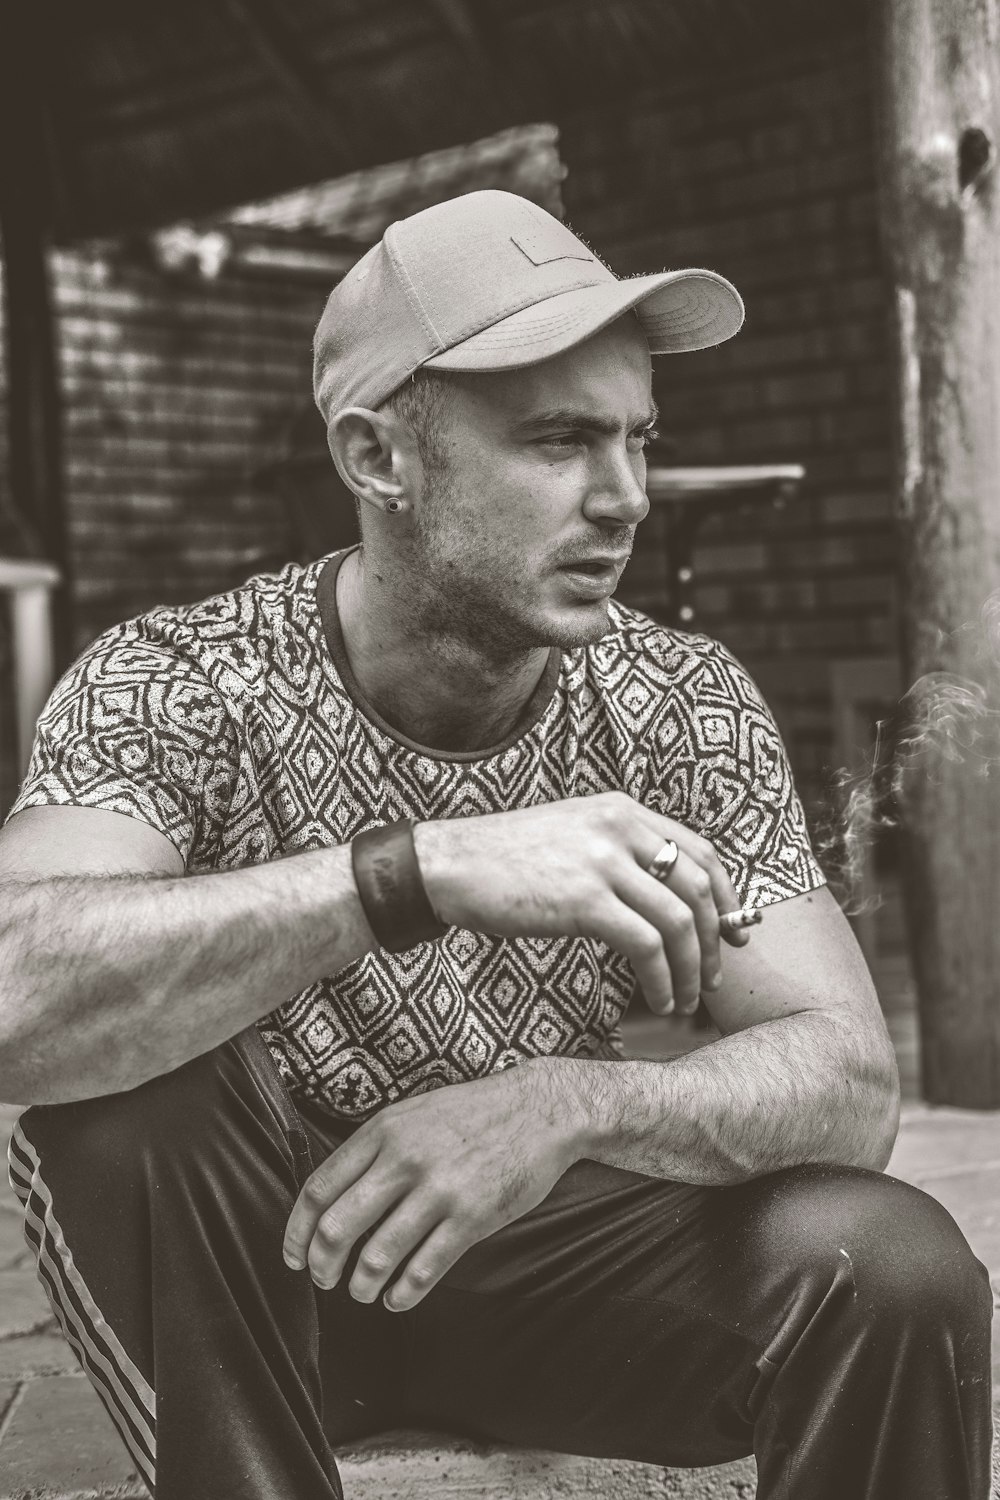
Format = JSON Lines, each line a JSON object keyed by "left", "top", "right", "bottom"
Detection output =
{"left": 817, "top": 596, "right": 1000, "bottom": 916}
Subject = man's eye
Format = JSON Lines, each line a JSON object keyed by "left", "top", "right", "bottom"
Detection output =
{"left": 639, "top": 426, "right": 660, "bottom": 448}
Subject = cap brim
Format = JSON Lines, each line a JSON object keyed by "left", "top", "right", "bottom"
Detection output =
{"left": 423, "top": 269, "right": 744, "bottom": 374}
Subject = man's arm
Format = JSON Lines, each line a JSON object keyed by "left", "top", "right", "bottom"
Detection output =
{"left": 0, "top": 790, "right": 743, "bottom": 1105}
{"left": 0, "top": 805, "right": 378, "bottom": 1104}
{"left": 534, "top": 885, "right": 901, "bottom": 1184}
{"left": 284, "top": 813, "right": 899, "bottom": 1313}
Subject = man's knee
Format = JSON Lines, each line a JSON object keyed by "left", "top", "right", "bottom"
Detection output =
{"left": 750, "top": 1163, "right": 992, "bottom": 1331}
{"left": 17, "top": 1036, "right": 254, "bottom": 1187}
{"left": 12, "top": 1029, "right": 306, "bottom": 1273}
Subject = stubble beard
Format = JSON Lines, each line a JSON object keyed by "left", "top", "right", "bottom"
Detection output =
{"left": 413, "top": 486, "right": 613, "bottom": 664}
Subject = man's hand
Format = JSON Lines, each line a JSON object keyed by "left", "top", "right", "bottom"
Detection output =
{"left": 282, "top": 1062, "right": 581, "bottom": 1310}
{"left": 413, "top": 791, "right": 752, "bottom": 1017}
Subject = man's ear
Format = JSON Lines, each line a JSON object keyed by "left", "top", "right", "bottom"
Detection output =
{"left": 327, "top": 407, "right": 416, "bottom": 506}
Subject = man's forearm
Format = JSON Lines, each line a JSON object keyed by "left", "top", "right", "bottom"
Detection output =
{"left": 0, "top": 847, "right": 377, "bottom": 1104}
{"left": 536, "top": 1011, "right": 900, "bottom": 1185}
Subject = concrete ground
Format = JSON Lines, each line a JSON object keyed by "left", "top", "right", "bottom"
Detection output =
{"left": 1, "top": 938, "right": 998, "bottom": 1498}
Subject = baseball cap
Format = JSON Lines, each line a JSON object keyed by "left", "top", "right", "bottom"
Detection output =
{"left": 313, "top": 189, "right": 744, "bottom": 425}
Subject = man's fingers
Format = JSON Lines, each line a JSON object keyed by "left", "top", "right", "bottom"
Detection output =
{"left": 595, "top": 900, "right": 678, "bottom": 1016}
{"left": 721, "top": 922, "right": 754, "bottom": 950}
{"left": 629, "top": 804, "right": 742, "bottom": 919}
{"left": 307, "top": 1173, "right": 403, "bottom": 1289}
{"left": 346, "top": 1201, "right": 442, "bottom": 1305}
{"left": 660, "top": 892, "right": 703, "bottom": 1012}
{"left": 383, "top": 1221, "right": 479, "bottom": 1312}
{"left": 627, "top": 805, "right": 752, "bottom": 955}
{"left": 614, "top": 869, "right": 705, "bottom": 1013}
{"left": 283, "top": 1134, "right": 380, "bottom": 1271}
{"left": 688, "top": 840, "right": 741, "bottom": 925}
{"left": 647, "top": 849, "right": 721, "bottom": 999}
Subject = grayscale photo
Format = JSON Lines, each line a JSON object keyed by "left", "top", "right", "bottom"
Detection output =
{"left": 0, "top": 2, "right": 997, "bottom": 1496}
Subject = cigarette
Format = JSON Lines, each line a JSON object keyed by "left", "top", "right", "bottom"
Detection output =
{"left": 719, "top": 907, "right": 762, "bottom": 934}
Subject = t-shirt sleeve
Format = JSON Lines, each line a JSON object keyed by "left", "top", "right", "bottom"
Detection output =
{"left": 648, "top": 637, "right": 826, "bottom": 910}
{"left": 5, "top": 625, "right": 238, "bottom": 865}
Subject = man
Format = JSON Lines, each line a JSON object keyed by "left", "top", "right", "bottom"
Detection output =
{"left": 0, "top": 190, "right": 992, "bottom": 1499}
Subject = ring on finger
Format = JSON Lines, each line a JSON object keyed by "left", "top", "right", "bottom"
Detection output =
{"left": 646, "top": 838, "right": 679, "bottom": 883}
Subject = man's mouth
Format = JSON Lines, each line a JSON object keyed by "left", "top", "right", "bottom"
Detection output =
{"left": 560, "top": 557, "right": 624, "bottom": 580}
{"left": 558, "top": 561, "right": 621, "bottom": 594}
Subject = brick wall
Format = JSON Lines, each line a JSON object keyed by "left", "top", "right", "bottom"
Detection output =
{"left": 55, "top": 249, "right": 326, "bottom": 654}
{"left": 557, "top": 10, "right": 896, "bottom": 814}
{"left": 0, "top": 249, "right": 335, "bottom": 819}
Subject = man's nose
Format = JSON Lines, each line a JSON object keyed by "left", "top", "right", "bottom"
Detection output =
{"left": 587, "top": 446, "right": 650, "bottom": 525}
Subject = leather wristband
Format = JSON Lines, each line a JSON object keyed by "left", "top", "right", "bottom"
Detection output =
{"left": 350, "top": 818, "right": 449, "bottom": 953}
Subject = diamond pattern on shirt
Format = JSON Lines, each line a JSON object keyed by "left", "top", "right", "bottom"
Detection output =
{"left": 8, "top": 551, "right": 825, "bottom": 1120}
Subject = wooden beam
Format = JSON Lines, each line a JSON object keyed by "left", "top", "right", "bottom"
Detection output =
{"left": 876, "top": 0, "right": 1000, "bottom": 1105}
{"left": 224, "top": 0, "right": 355, "bottom": 174}
{"left": 0, "top": 1, "right": 73, "bottom": 668}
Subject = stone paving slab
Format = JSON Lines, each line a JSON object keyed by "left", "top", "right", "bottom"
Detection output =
{"left": 0, "top": 1217, "right": 29, "bottom": 1275}
{"left": 0, "top": 1184, "right": 21, "bottom": 1218}
{"left": 0, "top": 1175, "right": 22, "bottom": 1219}
{"left": 0, "top": 1336, "right": 76, "bottom": 1385}
{"left": 0, "top": 1273, "right": 53, "bottom": 1343}
{"left": 0, "top": 1376, "right": 144, "bottom": 1499}
{"left": 890, "top": 1106, "right": 1000, "bottom": 1176}
{"left": 0, "top": 1217, "right": 31, "bottom": 1277}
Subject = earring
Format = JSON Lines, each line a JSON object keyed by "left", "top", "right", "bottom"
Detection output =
{"left": 386, "top": 499, "right": 403, "bottom": 513}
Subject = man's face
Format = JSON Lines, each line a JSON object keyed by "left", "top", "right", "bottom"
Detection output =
{"left": 409, "top": 314, "right": 655, "bottom": 658}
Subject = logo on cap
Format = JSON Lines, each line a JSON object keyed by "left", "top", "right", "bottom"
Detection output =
{"left": 510, "top": 228, "right": 594, "bottom": 269}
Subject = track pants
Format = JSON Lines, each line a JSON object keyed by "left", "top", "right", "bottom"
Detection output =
{"left": 8, "top": 1025, "right": 994, "bottom": 1499}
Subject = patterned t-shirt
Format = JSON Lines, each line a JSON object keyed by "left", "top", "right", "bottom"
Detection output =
{"left": 7, "top": 547, "right": 825, "bottom": 1120}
